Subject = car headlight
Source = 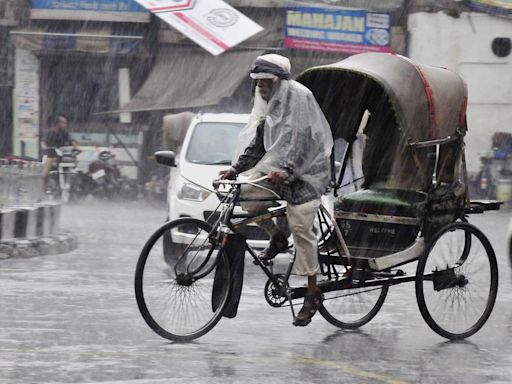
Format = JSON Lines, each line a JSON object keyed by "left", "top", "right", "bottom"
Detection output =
{"left": 177, "top": 181, "right": 211, "bottom": 201}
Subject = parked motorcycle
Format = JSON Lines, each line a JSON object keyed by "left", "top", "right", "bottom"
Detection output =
{"left": 474, "top": 151, "right": 496, "bottom": 199}
{"left": 473, "top": 132, "right": 512, "bottom": 199}
{"left": 72, "top": 148, "right": 138, "bottom": 200}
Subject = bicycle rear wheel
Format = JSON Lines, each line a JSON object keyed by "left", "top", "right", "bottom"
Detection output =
{"left": 135, "top": 218, "right": 230, "bottom": 342}
{"left": 319, "top": 280, "right": 388, "bottom": 329}
{"left": 415, "top": 222, "right": 498, "bottom": 340}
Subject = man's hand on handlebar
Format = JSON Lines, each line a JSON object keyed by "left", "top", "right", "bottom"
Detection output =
{"left": 268, "top": 171, "right": 288, "bottom": 185}
{"left": 219, "top": 167, "right": 237, "bottom": 180}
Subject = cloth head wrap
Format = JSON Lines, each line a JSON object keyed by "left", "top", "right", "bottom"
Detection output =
{"left": 250, "top": 54, "right": 291, "bottom": 80}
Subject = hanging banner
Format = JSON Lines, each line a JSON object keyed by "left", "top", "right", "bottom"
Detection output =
{"left": 468, "top": 0, "right": 512, "bottom": 15}
{"left": 284, "top": 7, "right": 392, "bottom": 54}
{"left": 132, "top": 0, "right": 196, "bottom": 12}
{"left": 133, "top": 0, "right": 263, "bottom": 56}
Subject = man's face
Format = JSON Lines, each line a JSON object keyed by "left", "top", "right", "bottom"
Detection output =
{"left": 56, "top": 117, "right": 68, "bottom": 130}
{"left": 256, "top": 78, "right": 274, "bottom": 101}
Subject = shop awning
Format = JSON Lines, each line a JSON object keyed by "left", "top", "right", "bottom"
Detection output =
{"left": 116, "top": 46, "right": 264, "bottom": 113}
{"left": 10, "top": 26, "right": 145, "bottom": 55}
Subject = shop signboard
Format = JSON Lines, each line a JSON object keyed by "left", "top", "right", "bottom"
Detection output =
{"left": 13, "top": 49, "right": 40, "bottom": 158}
{"left": 284, "top": 7, "right": 392, "bottom": 54}
{"left": 468, "top": 0, "right": 512, "bottom": 14}
{"left": 133, "top": 0, "right": 263, "bottom": 55}
{"left": 29, "top": 0, "right": 150, "bottom": 22}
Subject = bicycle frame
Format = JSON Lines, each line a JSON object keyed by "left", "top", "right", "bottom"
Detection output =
{"left": 209, "top": 179, "right": 387, "bottom": 306}
{"left": 213, "top": 180, "right": 294, "bottom": 297}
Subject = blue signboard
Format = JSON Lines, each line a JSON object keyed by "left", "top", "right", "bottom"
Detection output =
{"left": 30, "top": 0, "right": 146, "bottom": 12}
{"left": 285, "top": 7, "right": 391, "bottom": 54}
{"left": 29, "top": 0, "right": 149, "bottom": 21}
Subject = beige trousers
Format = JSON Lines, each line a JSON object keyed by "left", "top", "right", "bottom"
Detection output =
{"left": 287, "top": 199, "right": 321, "bottom": 276}
{"left": 240, "top": 176, "right": 320, "bottom": 276}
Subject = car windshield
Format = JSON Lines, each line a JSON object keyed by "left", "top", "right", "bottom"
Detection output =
{"left": 186, "top": 121, "right": 246, "bottom": 165}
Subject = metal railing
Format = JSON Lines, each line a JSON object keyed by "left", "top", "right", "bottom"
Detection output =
{"left": 0, "top": 159, "right": 46, "bottom": 208}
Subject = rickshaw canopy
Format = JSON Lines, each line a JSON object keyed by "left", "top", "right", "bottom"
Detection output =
{"left": 297, "top": 52, "right": 468, "bottom": 145}
{"left": 297, "top": 53, "right": 469, "bottom": 192}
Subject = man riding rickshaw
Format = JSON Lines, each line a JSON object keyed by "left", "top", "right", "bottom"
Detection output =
{"left": 135, "top": 52, "right": 500, "bottom": 342}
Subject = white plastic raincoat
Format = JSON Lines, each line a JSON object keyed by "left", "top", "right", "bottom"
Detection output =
{"left": 234, "top": 78, "right": 333, "bottom": 198}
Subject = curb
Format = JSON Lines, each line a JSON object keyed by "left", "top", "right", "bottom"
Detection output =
{"left": 0, "top": 231, "right": 78, "bottom": 259}
{"left": 1, "top": 202, "right": 61, "bottom": 240}
{"left": 0, "top": 202, "right": 77, "bottom": 259}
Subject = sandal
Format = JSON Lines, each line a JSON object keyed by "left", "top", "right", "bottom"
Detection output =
{"left": 293, "top": 290, "right": 323, "bottom": 327}
{"left": 258, "top": 232, "right": 289, "bottom": 261}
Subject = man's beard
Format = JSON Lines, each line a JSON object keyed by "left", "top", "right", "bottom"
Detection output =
{"left": 253, "top": 88, "right": 269, "bottom": 119}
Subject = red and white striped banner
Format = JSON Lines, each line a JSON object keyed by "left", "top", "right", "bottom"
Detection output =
{"left": 133, "top": 0, "right": 263, "bottom": 55}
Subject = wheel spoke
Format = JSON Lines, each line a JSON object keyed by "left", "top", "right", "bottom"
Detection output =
{"left": 135, "top": 219, "right": 230, "bottom": 341}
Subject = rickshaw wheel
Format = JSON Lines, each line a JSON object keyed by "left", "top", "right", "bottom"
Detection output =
{"left": 135, "top": 218, "right": 230, "bottom": 342}
{"left": 415, "top": 222, "right": 498, "bottom": 340}
{"left": 319, "top": 281, "right": 389, "bottom": 329}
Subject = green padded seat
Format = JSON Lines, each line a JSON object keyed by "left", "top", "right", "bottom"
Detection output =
{"left": 334, "top": 189, "right": 427, "bottom": 218}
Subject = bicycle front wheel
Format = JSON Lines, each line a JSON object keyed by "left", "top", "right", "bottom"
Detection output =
{"left": 135, "top": 218, "right": 230, "bottom": 342}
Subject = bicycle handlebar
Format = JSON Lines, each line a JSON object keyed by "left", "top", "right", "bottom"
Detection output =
{"left": 212, "top": 175, "right": 268, "bottom": 189}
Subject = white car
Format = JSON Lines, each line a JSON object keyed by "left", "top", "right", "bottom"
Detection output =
{"left": 164, "top": 113, "right": 287, "bottom": 257}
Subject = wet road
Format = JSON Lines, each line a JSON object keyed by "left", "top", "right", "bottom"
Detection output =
{"left": 1, "top": 201, "right": 511, "bottom": 383}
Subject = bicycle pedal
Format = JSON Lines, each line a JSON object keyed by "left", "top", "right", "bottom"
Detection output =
{"left": 253, "top": 258, "right": 273, "bottom": 266}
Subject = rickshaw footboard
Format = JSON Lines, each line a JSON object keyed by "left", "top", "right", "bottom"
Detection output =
{"left": 466, "top": 200, "right": 503, "bottom": 214}
{"left": 289, "top": 273, "right": 417, "bottom": 300}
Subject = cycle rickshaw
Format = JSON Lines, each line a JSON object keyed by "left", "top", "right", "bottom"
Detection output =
{"left": 135, "top": 52, "right": 500, "bottom": 342}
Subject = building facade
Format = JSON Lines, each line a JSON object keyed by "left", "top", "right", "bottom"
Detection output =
{"left": 0, "top": 0, "right": 24, "bottom": 157}
{"left": 4, "top": 0, "right": 410, "bottom": 178}
{"left": 7, "top": 0, "right": 157, "bottom": 178}
{"left": 408, "top": 9, "right": 512, "bottom": 173}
